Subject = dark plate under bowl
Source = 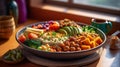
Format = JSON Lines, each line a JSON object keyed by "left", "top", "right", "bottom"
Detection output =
{"left": 16, "top": 22, "right": 106, "bottom": 60}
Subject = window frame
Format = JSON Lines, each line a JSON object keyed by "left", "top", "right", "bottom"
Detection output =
{"left": 43, "top": 0, "right": 120, "bottom": 15}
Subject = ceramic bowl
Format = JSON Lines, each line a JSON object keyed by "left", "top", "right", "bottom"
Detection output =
{"left": 16, "top": 22, "right": 106, "bottom": 60}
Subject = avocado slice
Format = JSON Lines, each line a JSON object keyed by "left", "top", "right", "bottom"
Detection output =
{"left": 62, "top": 26, "right": 72, "bottom": 36}
{"left": 72, "top": 27, "right": 79, "bottom": 35}
{"left": 57, "top": 29, "right": 68, "bottom": 35}
{"left": 69, "top": 26, "right": 74, "bottom": 36}
{"left": 75, "top": 27, "right": 80, "bottom": 34}
{"left": 77, "top": 27, "right": 83, "bottom": 34}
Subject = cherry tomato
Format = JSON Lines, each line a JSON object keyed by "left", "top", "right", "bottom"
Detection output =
{"left": 49, "top": 21, "right": 60, "bottom": 30}
{"left": 18, "top": 34, "right": 26, "bottom": 43}
{"left": 28, "top": 33, "right": 38, "bottom": 39}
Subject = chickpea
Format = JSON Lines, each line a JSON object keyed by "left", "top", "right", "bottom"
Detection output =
{"left": 75, "top": 39, "right": 80, "bottom": 44}
{"left": 51, "top": 45, "right": 56, "bottom": 49}
{"left": 64, "top": 41, "right": 70, "bottom": 46}
{"left": 79, "top": 41, "right": 83, "bottom": 45}
{"left": 50, "top": 48, "right": 54, "bottom": 52}
{"left": 69, "top": 37, "right": 76, "bottom": 41}
{"left": 38, "top": 46, "right": 42, "bottom": 50}
{"left": 70, "top": 47, "right": 76, "bottom": 51}
{"left": 76, "top": 47, "right": 81, "bottom": 51}
{"left": 63, "top": 46, "right": 70, "bottom": 51}
{"left": 60, "top": 20, "right": 64, "bottom": 23}
{"left": 45, "top": 44, "right": 50, "bottom": 48}
{"left": 41, "top": 45, "right": 47, "bottom": 51}
{"left": 46, "top": 48, "right": 51, "bottom": 51}
{"left": 52, "top": 49, "right": 57, "bottom": 52}
{"left": 56, "top": 47, "right": 62, "bottom": 51}
{"left": 59, "top": 43, "right": 65, "bottom": 48}
{"left": 70, "top": 42, "right": 76, "bottom": 47}
{"left": 74, "top": 44, "right": 80, "bottom": 47}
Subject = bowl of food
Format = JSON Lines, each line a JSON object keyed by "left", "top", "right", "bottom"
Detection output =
{"left": 2, "top": 48, "right": 24, "bottom": 64}
{"left": 16, "top": 19, "right": 106, "bottom": 60}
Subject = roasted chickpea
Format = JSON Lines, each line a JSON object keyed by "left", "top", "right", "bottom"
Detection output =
{"left": 56, "top": 46, "right": 62, "bottom": 51}
{"left": 63, "top": 46, "right": 70, "bottom": 51}
{"left": 74, "top": 44, "right": 80, "bottom": 47}
{"left": 49, "top": 48, "right": 54, "bottom": 52}
{"left": 70, "top": 42, "right": 76, "bottom": 47}
{"left": 64, "top": 41, "right": 70, "bottom": 46}
{"left": 76, "top": 47, "right": 81, "bottom": 51}
{"left": 75, "top": 39, "right": 80, "bottom": 44}
{"left": 45, "top": 44, "right": 50, "bottom": 48}
{"left": 79, "top": 41, "right": 83, "bottom": 45}
{"left": 69, "top": 37, "right": 76, "bottom": 41}
{"left": 52, "top": 49, "right": 57, "bottom": 52}
{"left": 70, "top": 47, "right": 76, "bottom": 51}
{"left": 40, "top": 45, "right": 48, "bottom": 51}
{"left": 51, "top": 45, "right": 56, "bottom": 49}
{"left": 58, "top": 44, "right": 65, "bottom": 49}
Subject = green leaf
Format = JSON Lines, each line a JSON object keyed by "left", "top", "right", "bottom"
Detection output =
{"left": 82, "top": 26, "right": 96, "bottom": 33}
{"left": 24, "top": 39, "right": 42, "bottom": 49}
{"left": 52, "top": 31, "right": 56, "bottom": 36}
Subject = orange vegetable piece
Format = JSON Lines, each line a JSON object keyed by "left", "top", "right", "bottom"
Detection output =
{"left": 82, "top": 38, "right": 91, "bottom": 45}
{"left": 81, "top": 45, "right": 91, "bottom": 50}
{"left": 87, "top": 34, "right": 94, "bottom": 41}
{"left": 90, "top": 41, "right": 96, "bottom": 48}
{"left": 94, "top": 37, "right": 103, "bottom": 44}
{"left": 79, "top": 36, "right": 86, "bottom": 40}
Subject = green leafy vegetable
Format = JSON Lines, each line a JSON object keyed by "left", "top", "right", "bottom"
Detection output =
{"left": 24, "top": 39, "right": 42, "bottom": 49}
{"left": 82, "top": 26, "right": 96, "bottom": 33}
{"left": 3, "top": 49, "right": 23, "bottom": 61}
{"left": 52, "top": 31, "right": 57, "bottom": 36}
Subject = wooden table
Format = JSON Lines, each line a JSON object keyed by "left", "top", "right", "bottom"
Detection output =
{"left": 0, "top": 19, "right": 120, "bottom": 67}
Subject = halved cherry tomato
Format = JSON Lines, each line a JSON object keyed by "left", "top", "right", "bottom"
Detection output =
{"left": 18, "top": 34, "right": 26, "bottom": 43}
{"left": 49, "top": 21, "right": 60, "bottom": 30}
{"left": 28, "top": 33, "right": 38, "bottom": 39}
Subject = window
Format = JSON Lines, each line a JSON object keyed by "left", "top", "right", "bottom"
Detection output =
{"left": 52, "top": 0, "right": 68, "bottom": 2}
{"left": 74, "top": 0, "right": 120, "bottom": 10}
{"left": 43, "top": 0, "right": 120, "bottom": 15}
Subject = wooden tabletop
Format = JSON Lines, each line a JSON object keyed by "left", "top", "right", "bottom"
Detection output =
{"left": 0, "top": 19, "right": 120, "bottom": 67}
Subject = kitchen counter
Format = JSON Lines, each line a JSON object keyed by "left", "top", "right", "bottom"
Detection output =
{"left": 0, "top": 19, "right": 120, "bottom": 67}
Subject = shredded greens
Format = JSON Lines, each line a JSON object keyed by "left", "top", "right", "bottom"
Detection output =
{"left": 82, "top": 26, "right": 96, "bottom": 33}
